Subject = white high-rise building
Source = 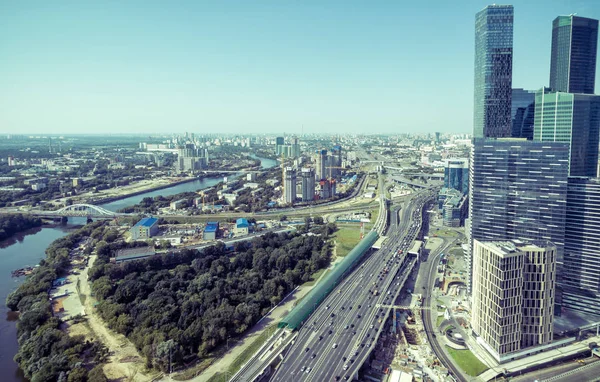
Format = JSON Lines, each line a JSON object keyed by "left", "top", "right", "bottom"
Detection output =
{"left": 284, "top": 167, "right": 297, "bottom": 204}
{"left": 472, "top": 239, "right": 556, "bottom": 363}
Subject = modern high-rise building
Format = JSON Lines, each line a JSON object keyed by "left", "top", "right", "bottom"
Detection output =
{"left": 331, "top": 145, "right": 343, "bottom": 179}
{"left": 175, "top": 144, "right": 207, "bottom": 173}
{"left": 550, "top": 15, "right": 599, "bottom": 94}
{"left": 533, "top": 87, "right": 600, "bottom": 177}
{"left": 315, "top": 149, "right": 327, "bottom": 180}
{"left": 284, "top": 167, "right": 296, "bottom": 204}
{"left": 468, "top": 139, "right": 570, "bottom": 292}
{"left": 474, "top": 5, "right": 514, "bottom": 138}
{"left": 511, "top": 88, "right": 536, "bottom": 139}
{"left": 471, "top": 239, "right": 556, "bottom": 363}
{"left": 275, "top": 136, "right": 285, "bottom": 155}
{"left": 561, "top": 177, "right": 600, "bottom": 316}
{"left": 444, "top": 158, "right": 469, "bottom": 194}
{"left": 301, "top": 168, "right": 315, "bottom": 202}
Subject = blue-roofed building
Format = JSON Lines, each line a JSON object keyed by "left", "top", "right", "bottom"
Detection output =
{"left": 203, "top": 222, "right": 219, "bottom": 240}
{"left": 234, "top": 218, "right": 249, "bottom": 236}
{"left": 130, "top": 217, "right": 159, "bottom": 240}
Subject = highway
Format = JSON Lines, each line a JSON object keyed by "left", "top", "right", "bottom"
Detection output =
{"left": 270, "top": 191, "right": 434, "bottom": 382}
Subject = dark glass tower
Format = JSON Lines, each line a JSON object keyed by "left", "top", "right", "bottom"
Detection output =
{"left": 468, "top": 139, "right": 570, "bottom": 292}
{"left": 511, "top": 88, "right": 536, "bottom": 139}
{"left": 550, "top": 15, "right": 598, "bottom": 94}
{"left": 562, "top": 177, "right": 600, "bottom": 316}
{"left": 474, "top": 5, "right": 514, "bottom": 138}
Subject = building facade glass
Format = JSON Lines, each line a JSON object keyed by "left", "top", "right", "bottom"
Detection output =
{"left": 511, "top": 88, "right": 536, "bottom": 139}
{"left": 562, "top": 177, "right": 600, "bottom": 316}
{"left": 468, "top": 139, "right": 569, "bottom": 292}
{"left": 474, "top": 5, "right": 514, "bottom": 138}
{"left": 534, "top": 88, "right": 600, "bottom": 177}
{"left": 550, "top": 15, "right": 598, "bottom": 94}
{"left": 444, "top": 159, "right": 470, "bottom": 194}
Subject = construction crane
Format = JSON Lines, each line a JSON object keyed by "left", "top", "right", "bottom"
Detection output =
{"left": 326, "top": 165, "right": 345, "bottom": 180}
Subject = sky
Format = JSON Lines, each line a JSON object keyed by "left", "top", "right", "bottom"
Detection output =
{"left": 1, "top": 0, "right": 600, "bottom": 136}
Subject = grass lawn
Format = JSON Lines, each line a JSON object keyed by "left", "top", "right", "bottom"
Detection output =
{"left": 304, "top": 268, "right": 329, "bottom": 286}
{"left": 436, "top": 315, "right": 444, "bottom": 327}
{"left": 334, "top": 225, "right": 363, "bottom": 257}
{"left": 445, "top": 346, "right": 489, "bottom": 377}
{"left": 206, "top": 324, "right": 278, "bottom": 382}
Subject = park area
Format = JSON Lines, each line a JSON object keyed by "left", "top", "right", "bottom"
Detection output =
{"left": 445, "top": 346, "right": 488, "bottom": 377}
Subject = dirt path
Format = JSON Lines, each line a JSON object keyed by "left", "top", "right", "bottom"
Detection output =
{"left": 69, "top": 255, "right": 157, "bottom": 382}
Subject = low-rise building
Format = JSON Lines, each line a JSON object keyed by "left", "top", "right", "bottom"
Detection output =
{"left": 130, "top": 217, "right": 159, "bottom": 240}
{"left": 234, "top": 218, "right": 249, "bottom": 236}
{"left": 170, "top": 199, "right": 187, "bottom": 210}
{"left": 203, "top": 222, "right": 219, "bottom": 240}
{"left": 155, "top": 235, "right": 184, "bottom": 246}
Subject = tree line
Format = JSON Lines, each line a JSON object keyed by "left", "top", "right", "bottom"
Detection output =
{"left": 89, "top": 229, "right": 332, "bottom": 372}
{"left": 6, "top": 221, "right": 109, "bottom": 382}
{"left": 0, "top": 214, "right": 43, "bottom": 241}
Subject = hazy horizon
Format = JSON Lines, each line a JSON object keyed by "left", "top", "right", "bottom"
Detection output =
{"left": 2, "top": 0, "right": 600, "bottom": 135}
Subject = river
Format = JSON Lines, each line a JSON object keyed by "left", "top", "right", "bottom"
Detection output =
{"left": 0, "top": 156, "right": 277, "bottom": 381}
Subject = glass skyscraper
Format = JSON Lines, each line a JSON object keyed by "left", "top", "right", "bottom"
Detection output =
{"left": 562, "top": 177, "right": 600, "bottom": 316}
{"left": 550, "top": 15, "right": 599, "bottom": 94}
{"left": 474, "top": 5, "right": 514, "bottom": 138}
{"left": 511, "top": 88, "right": 536, "bottom": 139}
{"left": 468, "top": 139, "right": 570, "bottom": 292}
{"left": 444, "top": 159, "right": 469, "bottom": 194}
{"left": 534, "top": 87, "right": 600, "bottom": 177}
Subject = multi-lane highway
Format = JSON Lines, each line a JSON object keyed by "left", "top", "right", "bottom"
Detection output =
{"left": 270, "top": 191, "right": 433, "bottom": 381}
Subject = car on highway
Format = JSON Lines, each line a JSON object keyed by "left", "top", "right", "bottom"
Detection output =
{"left": 332, "top": 343, "right": 338, "bottom": 349}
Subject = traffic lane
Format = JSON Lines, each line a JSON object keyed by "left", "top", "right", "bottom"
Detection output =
{"left": 274, "top": 200, "right": 424, "bottom": 379}
{"left": 278, "top": 250, "right": 387, "bottom": 379}
{"left": 282, "top": 270, "right": 368, "bottom": 377}
{"left": 311, "top": 253, "right": 415, "bottom": 381}
{"left": 289, "top": 263, "right": 394, "bottom": 381}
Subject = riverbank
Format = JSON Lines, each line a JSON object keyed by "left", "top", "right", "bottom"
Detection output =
{"left": 90, "top": 175, "right": 222, "bottom": 206}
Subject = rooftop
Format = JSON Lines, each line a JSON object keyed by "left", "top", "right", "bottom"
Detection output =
{"left": 134, "top": 217, "right": 158, "bottom": 227}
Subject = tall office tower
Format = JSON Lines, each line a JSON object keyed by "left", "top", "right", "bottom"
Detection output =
{"left": 562, "top": 177, "right": 600, "bottom": 316}
{"left": 435, "top": 132, "right": 441, "bottom": 142}
{"left": 474, "top": 5, "right": 514, "bottom": 138}
{"left": 468, "top": 139, "right": 570, "bottom": 292}
{"left": 330, "top": 145, "right": 343, "bottom": 178}
{"left": 315, "top": 149, "right": 327, "bottom": 180}
{"left": 534, "top": 87, "right": 600, "bottom": 177}
{"left": 550, "top": 15, "right": 598, "bottom": 94}
{"left": 511, "top": 88, "right": 536, "bottom": 139}
{"left": 471, "top": 240, "right": 556, "bottom": 363}
{"left": 292, "top": 137, "right": 301, "bottom": 158}
{"left": 284, "top": 167, "right": 296, "bottom": 204}
{"left": 301, "top": 168, "right": 315, "bottom": 202}
{"left": 444, "top": 159, "right": 469, "bottom": 194}
{"left": 275, "top": 136, "right": 285, "bottom": 155}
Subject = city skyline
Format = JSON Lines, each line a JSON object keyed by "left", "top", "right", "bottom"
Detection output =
{"left": 2, "top": 1, "right": 600, "bottom": 135}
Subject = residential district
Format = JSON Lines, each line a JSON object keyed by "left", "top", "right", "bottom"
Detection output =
{"left": 2, "top": 4, "right": 600, "bottom": 382}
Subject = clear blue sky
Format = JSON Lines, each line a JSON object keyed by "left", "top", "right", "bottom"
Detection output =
{"left": 1, "top": 0, "right": 599, "bottom": 135}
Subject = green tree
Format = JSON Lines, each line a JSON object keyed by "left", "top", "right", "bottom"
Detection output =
{"left": 87, "top": 365, "right": 107, "bottom": 382}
